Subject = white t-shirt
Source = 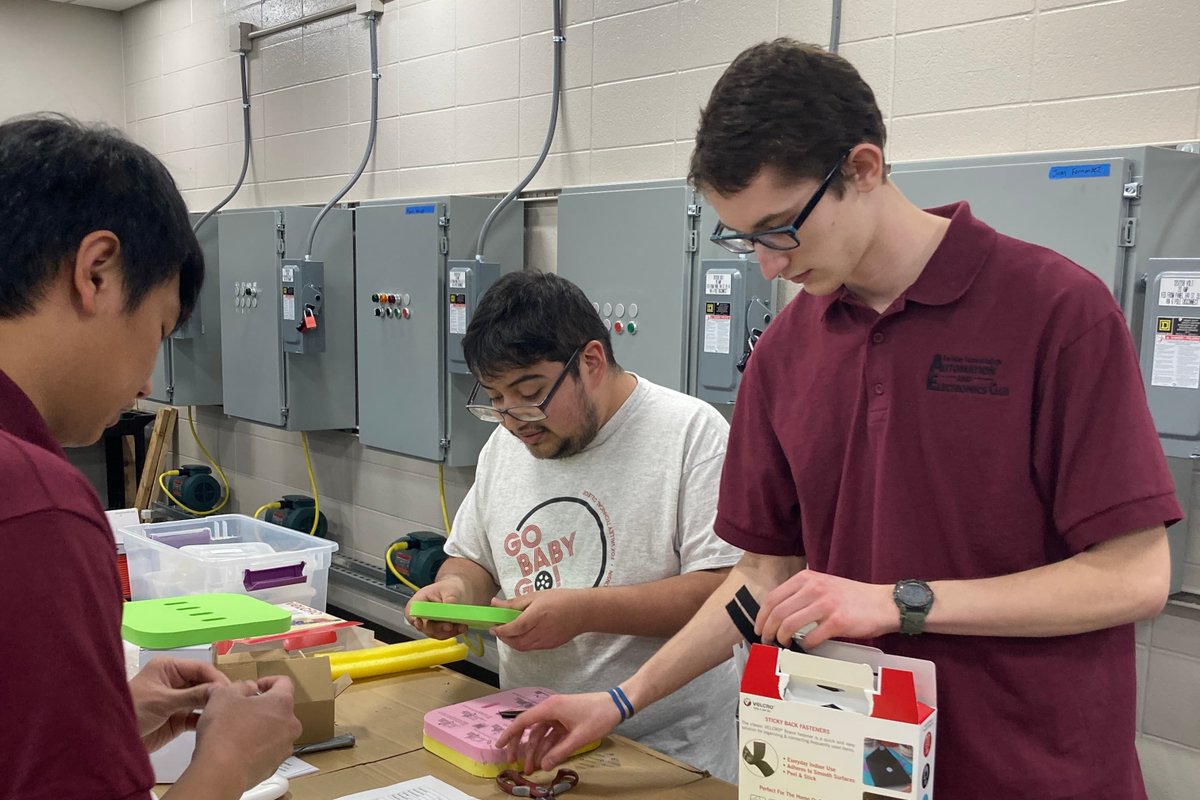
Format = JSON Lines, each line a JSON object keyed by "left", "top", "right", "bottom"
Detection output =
{"left": 445, "top": 376, "right": 742, "bottom": 781}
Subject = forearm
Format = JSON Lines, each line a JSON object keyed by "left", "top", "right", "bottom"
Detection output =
{"left": 925, "top": 526, "right": 1170, "bottom": 637}
{"left": 584, "top": 568, "right": 730, "bottom": 638}
{"left": 624, "top": 553, "right": 802, "bottom": 712}
{"left": 434, "top": 557, "right": 500, "bottom": 605}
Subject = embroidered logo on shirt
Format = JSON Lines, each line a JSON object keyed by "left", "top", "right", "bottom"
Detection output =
{"left": 925, "top": 354, "right": 1010, "bottom": 397}
{"left": 504, "top": 496, "right": 611, "bottom": 596}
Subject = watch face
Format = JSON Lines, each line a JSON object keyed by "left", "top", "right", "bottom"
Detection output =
{"left": 897, "top": 582, "right": 931, "bottom": 607}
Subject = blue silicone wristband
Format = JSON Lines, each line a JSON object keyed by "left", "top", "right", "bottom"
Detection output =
{"left": 607, "top": 688, "right": 628, "bottom": 721}
{"left": 612, "top": 686, "right": 635, "bottom": 719}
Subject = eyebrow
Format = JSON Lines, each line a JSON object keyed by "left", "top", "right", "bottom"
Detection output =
{"left": 748, "top": 205, "right": 801, "bottom": 232}
{"left": 479, "top": 373, "right": 548, "bottom": 392}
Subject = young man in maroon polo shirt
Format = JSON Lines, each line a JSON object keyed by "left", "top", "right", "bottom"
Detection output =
{"left": 497, "top": 40, "right": 1178, "bottom": 799}
{"left": 0, "top": 116, "right": 301, "bottom": 799}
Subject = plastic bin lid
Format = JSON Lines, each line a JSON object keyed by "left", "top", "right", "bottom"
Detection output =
{"left": 408, "top": 601, "right": 520, "bottom": 629}
{"left": 122, "top": 593, "right": 291, "bottom": 649}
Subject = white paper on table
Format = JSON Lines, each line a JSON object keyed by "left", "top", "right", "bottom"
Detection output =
{"left": 333, "top": 776, "right": 480, "bottom": 800}
{"left": 275, "top": 756, "right": 319, "bottom": 779}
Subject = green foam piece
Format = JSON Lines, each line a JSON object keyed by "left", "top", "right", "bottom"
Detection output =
{"left": 122, "top": 593, "right": 291, "bottom": 649}
{"left": 409, "top": 600, "right": 521, "bottom": 629}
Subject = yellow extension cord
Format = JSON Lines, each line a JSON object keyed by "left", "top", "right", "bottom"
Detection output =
{"left": 157, "top": 407, "right": 230, "bottom": 516}
{"left": 301, "top": 432, "right": 320, "bottom": 536}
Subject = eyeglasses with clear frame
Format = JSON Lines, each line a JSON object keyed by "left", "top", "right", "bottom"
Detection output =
{"left": 466, "top": 346, "right": 584, "bottom": 423}
{"left": 709, "top": 149, "right": 852, "bottom": 255}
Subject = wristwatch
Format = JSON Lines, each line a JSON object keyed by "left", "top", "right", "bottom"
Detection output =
{"left": 893, "top": 579, "right": 935, "bottom": 635}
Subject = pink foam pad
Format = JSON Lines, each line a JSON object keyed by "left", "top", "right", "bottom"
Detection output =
{"left": 423, "top": 687, "right": 557, "bottom": 764}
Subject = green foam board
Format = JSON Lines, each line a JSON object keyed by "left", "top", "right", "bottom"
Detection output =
{"left": 123, "top": 593, "right": 291, "bottom": 649}
{"left": 409, "top": 600, "right": 521, "bottom": 629}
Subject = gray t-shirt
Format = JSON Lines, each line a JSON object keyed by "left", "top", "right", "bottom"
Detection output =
{"left": 445, "top": 376, "right": 741, "bottom": 781}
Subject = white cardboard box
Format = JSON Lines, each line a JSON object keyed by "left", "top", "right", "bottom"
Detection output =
{"left": 738, "top": 642, "right": 937, "bottom": 800}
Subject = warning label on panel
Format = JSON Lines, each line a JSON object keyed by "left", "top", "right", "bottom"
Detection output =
{"left": 1159, "top": 278, "right": 1200, "bottom": 308}
{"left": 283, "top": 295, "right": 296, "bottom": 321}
{"left": 705, "top": 301, "right": 732, "bottom": 355}
{"left": 449, "top": 295, "right": 467, "bottom": 335}
{"left": 1152, "top": 317, "right": 1200, "bottom": 389}
{"left": 449, "top": 270, "right": 467, "bottom": 289}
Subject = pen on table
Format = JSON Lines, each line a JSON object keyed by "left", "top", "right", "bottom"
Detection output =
{"left": 498, "top": 710, "right": 527, "bottom": 719}
{"left": 292, "top": 732, "right": 356, "bottom": 755}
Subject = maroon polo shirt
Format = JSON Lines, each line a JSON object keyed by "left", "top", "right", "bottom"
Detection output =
{"left": 0, "top": 369, "right": 152, "bottom": 799}
{"left": 716, "top": 203, "right": 1180, "bottom": 799}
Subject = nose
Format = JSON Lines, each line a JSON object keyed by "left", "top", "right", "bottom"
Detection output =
{"left": 137, "top": 377, "right": 153, "bottom": 399}
{"left": 754, "top": 243, "right": 791, "bottom": 281}
{"left": 500, "top": 412, "right": 524, "bottom": 434}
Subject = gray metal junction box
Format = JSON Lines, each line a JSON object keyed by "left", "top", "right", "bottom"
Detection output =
{"left": 148, "top": 212, "right": 224, "bottom": 406}
{"left": 354, "top": 196, "right": 522, "bottom": 466}
{"left": 556, "top": 180, "right": 773, "bottom": 403}
{"left": 217, "top": 206, "right": 356, "bottom": 431}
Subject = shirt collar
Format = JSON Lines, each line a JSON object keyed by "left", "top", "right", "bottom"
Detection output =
{"left": 0, "top": 368, "right": 64, "bottom": 457}
{"left": 821, "top": 201, "right": 996, "bottom": 319}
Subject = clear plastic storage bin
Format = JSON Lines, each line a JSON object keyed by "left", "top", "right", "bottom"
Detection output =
{"left": 121, "top": 514, "right": 338, "bottom": 610}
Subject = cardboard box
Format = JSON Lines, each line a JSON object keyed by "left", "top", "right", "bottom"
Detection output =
{"left": 218, "top": 651, "right": 352, "bottom": 745}
{"left": 738, "top": 642, "right": 937, "bottom": 800}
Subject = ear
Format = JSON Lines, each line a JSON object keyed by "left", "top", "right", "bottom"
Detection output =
{"left": 579, "top": 339, "right": 608, "bottom": 386}
{"left": 71, "top": 230, "right": 123, "bottom": 316}
{"left": 845, "top": 144, "right": 886, "bottom": 194}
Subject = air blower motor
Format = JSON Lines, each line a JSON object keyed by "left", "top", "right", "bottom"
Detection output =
{"left": 267, "top": 494, "right": 328, "bottom": 537}
{"left": 386, "top": 532, "right": 448, "bottom": 590}
{"left": 164, "top": 465, "right": 223, "bottom": 514}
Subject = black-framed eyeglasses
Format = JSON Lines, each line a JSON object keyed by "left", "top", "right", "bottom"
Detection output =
{"left": 466, "top": 346, "right": 584, "bottom": 423}
{"left": 710, "top": 149, "right": 852, "bottom": 255}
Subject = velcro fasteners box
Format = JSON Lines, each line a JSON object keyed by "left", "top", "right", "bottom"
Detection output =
{"left": 121, "top": 514, "right": 338, "bottom": 610}
{"left": 739, "top": 641, "right": 937, "bottom": 800}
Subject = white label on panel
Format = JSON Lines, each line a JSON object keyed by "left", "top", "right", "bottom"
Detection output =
{"left": 449, "top": 271, "right": 467, "bottom": 289}
{"left": 281, "top": 266, "right": 296, "bottom": 283}
{"left": 283, "top": 296, "right": 296, "bottom": 321}
{"left": 449, "top": 303, "right": 467, "bottom": 335}
{"left": 1159, "top": 277, "right": 1200, "bottom": 307}
{"left": 704, "top": 314, "right": 731, "bottom": 354}
{"left": 1152, "top": 334, "right": 1200, "bottom": 389}
{"left": 706, "top": 272, "right": 732, "bottom": 296}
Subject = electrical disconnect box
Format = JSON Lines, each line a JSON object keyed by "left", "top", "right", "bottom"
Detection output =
{"left": 148, "top": 213, "right": 224, "bottom": 406}
{"left": 217, "top": 206, "right": 355, "bottom": 431}
{"left": 556, "top": 180, "right": 772, "bottom": 404}
{"left": 446, "top": 261, "right": 500, "bottom": 375}
{"left": 694, "top": 258, "right": 774, "bottom": 404}
{"left": 354, "top": 197, "right": 522, "bottom": 466}
{"left": 891, "top": 145, "right": 1200, "bottom": 593}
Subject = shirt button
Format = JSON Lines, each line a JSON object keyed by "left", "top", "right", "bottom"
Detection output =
{"left": 874, "top": 383, "right": 885, "bottom": 395}
{"left": 872, "top": 332, "right": 885, "bottom": 344}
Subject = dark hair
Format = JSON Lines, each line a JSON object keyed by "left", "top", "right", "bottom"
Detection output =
{"left": 689, "top": 38, "right": 886, "bottom": 197}
{"left": 463, "top": 270, "right": 618, "bottom": 378}
{"left": 0, "top": 114, "right": 203, "bottom": 324}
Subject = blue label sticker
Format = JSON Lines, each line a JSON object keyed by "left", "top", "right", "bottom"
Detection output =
{"left": 405, "top": 204, "right": 437, "bottom": 215}
{"left": 1048, "top": 163, "right": 1111, "bottom": 180}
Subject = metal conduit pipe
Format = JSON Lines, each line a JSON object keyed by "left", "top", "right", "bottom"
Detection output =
{"left": 475, "top": 0, "right": 564, "bottom": 262}
{"left": 304, "top": 11, "right": 382, "bottom": 259}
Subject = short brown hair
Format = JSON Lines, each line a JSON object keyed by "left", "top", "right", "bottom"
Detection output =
{"left": 689, "top": 39, "right": 886, "bottom": 197}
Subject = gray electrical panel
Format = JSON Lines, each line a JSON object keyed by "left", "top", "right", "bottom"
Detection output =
{"left": 1142, "top": 259, "right": 1200, "bottom": 458}
{"left": 148, "top": 213, "right": 224, "bottom": 406}
{"left": 355, "top": 197, "right": 523, "bottom": 465}
{"left": 446, "top": 260, "right": 500, "bottom": 375}
{"left": 217, "top": 206, "right": 356, "bottom": 431}
{"left": 694, "top": 258, "right": 774, "bottom": 405}
{"left": 892, "top": 145, "right": 1200, "bottom": 593}
{"left": 557, "top": 180, "right": 771, "bottom": 404}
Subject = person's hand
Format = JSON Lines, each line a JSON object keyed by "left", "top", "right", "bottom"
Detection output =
{"left": 406, "top": 580, "right": 470, "bottom": 639}
{"left": 192, "top": 676, "right": 301, "bottom": 789}
{"left": 757, "top": 568, "right": 897, "bottom": 648}
{"left": 495, "top": 692, "right": 621, "bottom": 774}
{"left": 128, "top": 657, "right": 230, "bottom": 753}
{"left": 490, "top": 589, "right": 585, "bottom": 652}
